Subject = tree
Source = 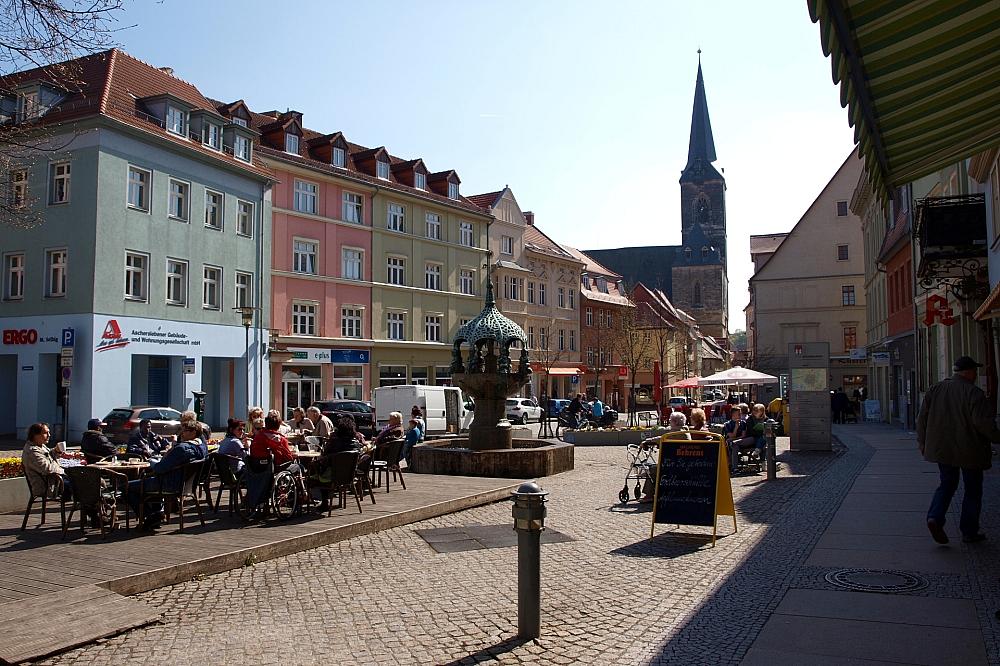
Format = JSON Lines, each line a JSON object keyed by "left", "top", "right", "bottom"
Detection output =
{"left": 531, "top": 317, "right": 567, "bottom": 437}
{"left": 581, "top": 304, "right": 623, "bottom": 401}
{"left": 612, "top": 306, "right": 653, "bottom": 426}
{"left": 0, "top": 0, "right": 127, "bottom": 229}
{"left": 729, "top": 329, "right": 747, "bottom": 351}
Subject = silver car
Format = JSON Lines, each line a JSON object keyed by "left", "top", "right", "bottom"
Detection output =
{"left": 505, "top": 398, "right": 542, "bottom": 424}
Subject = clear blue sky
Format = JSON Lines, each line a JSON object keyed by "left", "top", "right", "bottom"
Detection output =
{"left": 113, "top": 0, "right": 855, "bottom": 333}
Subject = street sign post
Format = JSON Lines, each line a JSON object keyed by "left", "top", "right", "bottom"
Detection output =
{"left": 60, "top": 328, "right": 74, "bottom": 440}
{"left": 183, "top": 358, "right": 196, "bottom": 375}
{"left": 61, "top": 367, "right": 71, "bottom": 388}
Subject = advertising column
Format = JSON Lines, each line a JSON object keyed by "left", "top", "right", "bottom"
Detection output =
{"left": 787, "top": 342, "right": 831, "bottom": 451}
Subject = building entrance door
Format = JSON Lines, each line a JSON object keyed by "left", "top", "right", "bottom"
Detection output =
{"left": 148, "top": 356, "right": 171, "bottom": 406}
{"left": 282, "top": 368, "right": 321, "bottom": 418}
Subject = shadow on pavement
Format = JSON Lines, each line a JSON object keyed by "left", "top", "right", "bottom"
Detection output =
{"left": 439, "top": 636, "right": 533, "bottom": 665}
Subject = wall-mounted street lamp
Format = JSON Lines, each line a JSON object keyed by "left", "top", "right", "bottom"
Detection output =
{"left": 234, "top": 306, "right": 258, "bottom": 415}
{"left": 266, "top": 327, "right": 295, "bottom": 364}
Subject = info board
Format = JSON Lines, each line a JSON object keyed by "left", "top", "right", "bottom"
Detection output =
{"left": 650, "top": 431, "right": 737, "bottom": 546}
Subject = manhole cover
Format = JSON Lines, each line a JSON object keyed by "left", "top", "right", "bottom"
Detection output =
{"left": 824, "top": 568, "right": 928, "bottom": 593}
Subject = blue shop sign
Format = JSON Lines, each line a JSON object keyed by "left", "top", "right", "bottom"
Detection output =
{"left": 330, "top": 349, "right": 369, "bottom": 364}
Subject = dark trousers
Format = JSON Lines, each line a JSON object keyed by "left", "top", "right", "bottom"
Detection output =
{"left": 927, "top": 463, "right": 983, "bottom": 537}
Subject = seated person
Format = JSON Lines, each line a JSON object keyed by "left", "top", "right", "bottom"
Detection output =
{"left": 180, "top": 410, "right": 211, "bottom": 444}
{"left": 21, "top": 422, "right": 72, "bottom": 500}
{"left": 306, "top": 406, "right": 335, "bottom": 441}
{"left": 410, "top": 406, "right": 426, "bottom": 441}
{"left": 567, "top": 395, "right": 584, "bottom": 427}
{"left": 723, "top": 407, "right": 748, "bottom": 471}
{"left": 217, "top": 418, "right": 248, "bottom": 474}
{"left": 81, "top": 418, "right": 116, "bottom": 462}
{"left": 640, "top": 412, "right": 689, "bottom": 503}
{"left": 746, "top": 403, "right": 768, "bottom": 461}
{"left": 126, "top": 419, "right": 170, "bottom": 459}
{"left": 126, "top": 423, "right": 207, "bottom": 529}
{"left": 288, "top": 407, "right": 314, "bottom": 434}
{"left": 310, "top": 417, "right": 361, "bottom": 508}
{"left": 372, "top": 412, "right": 404, "bottom": 448}
{"left": 401, "top": 418, "right": 422, "bottom": 467}
{"left": 245, "top": 414, "right": 299, "bottom": 516}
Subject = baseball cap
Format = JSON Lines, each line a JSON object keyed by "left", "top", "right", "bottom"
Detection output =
{"left": 954, "top": 356, "right": 984, "bottom": 371}
{"left": 87, "top": 418, "right": 106, "bottom": 430}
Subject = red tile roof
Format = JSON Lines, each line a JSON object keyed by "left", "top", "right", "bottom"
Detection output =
{"left": 524, "top": 224, "right": 578, "bottom": 261}
{"left": 560, "top": 245, "right": 622, "bottom": 278}
{"left": 0, "top": 49, "right": 274, "bottom": 181}
{"left": 466, "top": 190, "right": 504, "bottom": 209}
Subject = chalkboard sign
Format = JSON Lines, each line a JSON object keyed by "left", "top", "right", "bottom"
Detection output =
{"left": 650, "top": 432, "right": 737, "bottom": 545}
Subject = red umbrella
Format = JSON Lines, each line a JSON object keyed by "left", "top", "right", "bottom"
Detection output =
{"left": 664, "top": 376, "right": 701, "bottom": 389}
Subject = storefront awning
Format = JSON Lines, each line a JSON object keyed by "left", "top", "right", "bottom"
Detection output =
{"left": 808, "top": 0, "right": 1000, "bottom": 199}
{"left": 530, "top": 364, "right": 584, "bottom": 376}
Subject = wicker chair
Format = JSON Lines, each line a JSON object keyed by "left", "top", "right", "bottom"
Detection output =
{"left": 138, "top": 459, "right": 207, "bottom": 532}
{"left": 63, "top": 466, "right": 128, "bottom": 538}
{"left": 20, "top": 471, "right": 66, "bottom": 531}
{"left": 371, "top": 438, "right": 406, "bottom": 493}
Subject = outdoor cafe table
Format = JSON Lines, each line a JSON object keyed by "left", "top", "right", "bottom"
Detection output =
{"left": 90, "top": 460, "right": 150, "bottom": 479}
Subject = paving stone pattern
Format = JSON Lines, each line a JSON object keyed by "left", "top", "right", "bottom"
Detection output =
{"left": 44, "top": 441, "right": 851, "bottom": 665}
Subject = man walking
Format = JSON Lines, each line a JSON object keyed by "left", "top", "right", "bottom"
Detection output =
{"left": 918, "top": 356, "right": 1000, "bottom": 544}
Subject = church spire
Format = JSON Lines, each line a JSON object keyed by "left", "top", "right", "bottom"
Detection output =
{"left": 686, "top": 51, "right": 717, "bottom": 166}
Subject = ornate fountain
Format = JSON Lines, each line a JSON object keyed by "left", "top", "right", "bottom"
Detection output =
{"left": 410, "top": 280, "right": 574, "bottom": 478}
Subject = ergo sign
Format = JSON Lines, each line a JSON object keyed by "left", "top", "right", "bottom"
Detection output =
{"left": 3, "top": 328, "right": 38, "bottom": 345}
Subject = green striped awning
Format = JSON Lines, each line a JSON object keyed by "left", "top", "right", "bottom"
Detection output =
{"left": 807, "top": 0, "right": 1000, "bottom": 198}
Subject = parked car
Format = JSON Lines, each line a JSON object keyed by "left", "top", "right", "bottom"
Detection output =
{"left": 546, "top": 398, "right": 571, "bottom": 417}
{"left": 668, "top": 396, "right": 690, "bottom": 411}
{"left": 312, "top": 399, "right": 376, "bottom": 436}
{"left": 102, "top": 406, "right": 182, "bottom": 444}
{"left": 371, "top": 385, "right": 470, "bottom": 435}
{"left": 505, "top": 398, "right": 542, "bottom": 424}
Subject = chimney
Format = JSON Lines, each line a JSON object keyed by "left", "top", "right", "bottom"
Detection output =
{"left": 524, "top": 211, "right": 534, "bottom": 226}
{"left": 159, "top": 67, "right": 174, "bottom": 76}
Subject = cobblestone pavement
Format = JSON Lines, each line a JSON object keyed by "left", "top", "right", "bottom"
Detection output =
{"left": 44, "top": 439, "right": 856, "bottom": 666}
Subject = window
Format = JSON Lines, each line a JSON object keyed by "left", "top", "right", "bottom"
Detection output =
{"left": 234, "top": 135, "right": 251, "bottom": 162}
{"left": 376, "top": 160, "right": 390, "bottom": 180}
{"left": 48, "top": 161, "right": 70, "bottom": 204}
{"left": 569, "top": 329, "right": 576, "bottom": 351}
{"left": 425, "top": 315, "right": 441, "bottom": 342}
{"left": 18, "top": 91, "right": 39, "bottom": 121}
{"left": 332, "top": 146, "right": 346, "bottom": 168}
{"left": 540, "top": 327, "right": 548, "bottom": 349}
{"left": 127, "top": 166, "right": 150, "bottom": 211}
{"left": 5, "top": 253, "right": 24, "bottom": 300}
{"left": 235, "top": 271, "right": 252, "bottom": 308}
{"left": 843, "top": 326, "right": 857, "bottom": 350}
{"left": 342, "top": 307, "right": 362, "bottom": 338}
{"left": 425, "top": 263, "right": 441, "bottom": 290}
{"left": 837, "top": 244, "right": 849, "bottom": 261}
{"left": 607, "top": 311, "right": 613, "bottom": 327}
{"left": 202, "top": 265, "right": 221, "bottom": 310}
{"left": 124, "top": 252, "right": 148, "bottom": 301}
{"left": 237, "top": 200, "right": 254, "bottom": 236}
{"left": 558, "top": 287, "right": 565, "bottom": 308}
{"left": 599, "top": 310, "right": 606, "bottom": 327}
{"left": 342, "top": 248, "right": 363, "bottom": 280}
{"left": 459, "top": 221, "right": 474, "bottom": 247}
{"left": 165, "top": 106, "right": 186, "bottom": 136}
{"left": 501, "top": 235, "right": 513, "bottom": 255}
{"left": 293, "top": 240, "right": 318, "bottom": 274}
{"left": 837, "top": 200, "right": 849, "bottom": 217}
{"left": 701, "top": 246, "right": 709, "bottom": 259}
{"left": 504, "top": 275, "right": 523, "bottom": 301}
{"left": 693, "top": 282, "right": 702, "bottom": 306}
{"left": 231, "top": 117, "right": 248, "bottom": 128}
{"left": 684, "top": 247, "right": 692, "bottom": 260}
{"left": 387, "top": 256, "right": 405, "bottom": 285}
{"left": 9, "top": 169, "right": 27, "bottom": 208}
{"left": 204, "top": 190, "right": 223, "bottom": 229}
{"left": 586, "top": 307, "right": 593, "bottom": 326}
{"left": 292, "top": 302, "right": 317, "bottom": 336}
{"left": 596, "top": 277, "right": 608, "bottom": 293}
{"left": 415, "top": 172, "right": 426, "bottom": 190}
{"left": 203, "top": 122, "right": 221, "bottom": 150}
{"left": 448, "top": 182, "right": 459, "bottom": 199}
{"left": 527, "top": 281, "right": 535, "bottom": 304}
{"left": 165, "top": 259, "right": 188, "bottom": 305}
{"left": 285, "top": 133, "right": 299, "bottom": 154}
{"left": 387, "top": 312, "right": 405, "bottom": 340}
{"left": 527, "top": 326, "right": 535, "bottom": 349}
{"left": 343, "top": 192, "right": 363, "bottom": 224}
{"left": 842, "top": 285, "right": 856, "bottom": 306}
{"left": 294, "top": 180, "right": 317, "bottom": 215}
{"left": 569, "top": 289, "right": 575, "bottom": 310}
{"left": 425, "top": 212, "right": 441, "bottom": 239}
{"left": 387, "top": 203, "right": 405, "bottom": 232}
{"left": 168, "top": 179, "right": 189, "bottom": 221}
{"left": 539, "top": 283, "right": 546, "bottom": 305}
{"left": 45, "top": 249, "right": 66, "bottom": 297}
{"left": 459, "top": 269, "right": 475, "bottom": 295}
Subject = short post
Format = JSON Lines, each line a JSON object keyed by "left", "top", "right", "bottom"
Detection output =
{"left": 512, "top": 481, "right": 548, "bottom": 639}
{"left": 764, "top": 418, "right": 777, "bottom": 481}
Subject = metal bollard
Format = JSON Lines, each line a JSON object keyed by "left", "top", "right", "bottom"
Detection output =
{"left": 764, "top": 418, "right": 777, "bottom": 480}
{"left": 512, "top": 481, "right": 548, "bottom": 639}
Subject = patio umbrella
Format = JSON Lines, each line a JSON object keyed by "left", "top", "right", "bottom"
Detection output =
{"left": 698, "top": 367, "right": 779, "bottom": 386}
{"left": 664, "top": 376, "right": 701, "bottom": 389}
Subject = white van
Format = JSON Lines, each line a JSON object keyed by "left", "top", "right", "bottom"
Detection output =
{"left": 371, "top": 385, "right": 471, "bottom": 435}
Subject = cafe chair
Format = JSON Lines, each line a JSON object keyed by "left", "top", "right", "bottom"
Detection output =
{"left": 21, "top": 471, "right": 66, "bottom": 531}
{"left": 211, "top": 453, "right": 245, "bottom": 514}
{"left": 139, "top": 459, "right": 207, "bottom": 532}
{"left": 309, "top": 450, "right": 361, "bottom": 515}
{"left": 354, "top": 454, "right": 376, "bottom": 506}
{"left": 371, "top": 438, "right": 406, "bottom": 493}
{"left": 63, "top": 466, "right": 128, "bottom": 538}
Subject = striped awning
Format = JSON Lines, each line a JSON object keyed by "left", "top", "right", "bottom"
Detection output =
{"left": 807, "top": 0, "right": 1000, "bottom": 199}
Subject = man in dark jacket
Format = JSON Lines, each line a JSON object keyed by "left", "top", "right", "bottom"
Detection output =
{"left": 918, "top": 356, "right": 1000, "bottom": 545}
{"left": 126, "top": 423, "right": 207, "bottom": 529}
{"left": 81, "top": 418, "right": 116, "bottom": 462}
{"left": 126, "top": 419, "right": 170, "bottom": 458}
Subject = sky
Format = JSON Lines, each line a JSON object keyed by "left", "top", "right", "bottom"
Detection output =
{"left": 109, "top": 0, "right": 856, "bottom": 333}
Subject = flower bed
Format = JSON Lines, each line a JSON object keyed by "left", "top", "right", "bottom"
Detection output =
{"left": 0, "top": 458, "right": 23, "bottom": 479}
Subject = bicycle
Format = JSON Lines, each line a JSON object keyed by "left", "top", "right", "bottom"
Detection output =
{"left": 554, "top": 409, "right": 581, "bottom": 442}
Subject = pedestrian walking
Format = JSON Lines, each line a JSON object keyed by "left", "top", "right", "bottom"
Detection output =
{"left": 918, "top": 356, "right": 1000, "bottom": 545}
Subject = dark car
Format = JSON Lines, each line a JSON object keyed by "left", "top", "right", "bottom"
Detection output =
{"left": 103, "top": 406, "right": 182, "bottom": 444}
{"left": 312, "top": 399, "right": 375, "bottom": 436}
{"left": 545, "top": 399, "right": 570, "bottom": 417}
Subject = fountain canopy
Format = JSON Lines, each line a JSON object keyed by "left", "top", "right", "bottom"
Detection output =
{"left": 451, "top": 280, "right": 530, "bottom": 377}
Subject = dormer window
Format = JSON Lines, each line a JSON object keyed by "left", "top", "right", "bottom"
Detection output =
{"left": 17, "top": 91, "right": 39, "bottom": 121}
{"left": 166, "top": 106, "right": 187, "bottom": 136}
{"left": 203, "top": 122, "right": 221, "bottom": 150}
{"left": 701, "top": 246, "right": 709, "bottom": 258}
{"left": 231, "top": 117, "right": 248, "bottom": 128}
{"left": 332, "top": 147, "right": 346, "bottom": 168}
{"left": 285, "top": 133, "right": 299, "bottom": 154}
{"left": 234, "top": 135, "right": 252, "bottom": 162}
{"left": 684, "top": 247, "right": 692, "bottom": 260}
{"left": 415, "top": 172, "right": 426, "bottom": 191}
{"left": 377, "top": 160, "right": 390, "bottom": 180}
{"left": 448, "top": 182, "right": 459, "bottom": 199}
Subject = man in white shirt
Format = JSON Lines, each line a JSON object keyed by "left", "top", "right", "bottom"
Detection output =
{"left": 306, "top": 406, "right": 334, "bottom": 440}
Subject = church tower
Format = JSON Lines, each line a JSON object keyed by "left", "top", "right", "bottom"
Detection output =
{"left": 671, "top": 54, "right": 729, "bottom": 339}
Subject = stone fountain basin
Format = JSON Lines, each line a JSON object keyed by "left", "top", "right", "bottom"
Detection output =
{"left": 410, "top": 438, "right": 574, "bottom": 478}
